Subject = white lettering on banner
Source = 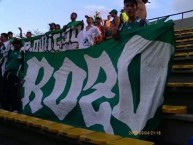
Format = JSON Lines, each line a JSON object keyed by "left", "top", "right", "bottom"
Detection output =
{"left": 23, "top": 51, "right": 116, "bottom": 133}
{"left": 23, "top": 24, "right": 82, "bottom": 52}
{"left": 52, "top": 33, "right": 60, "bottom": 51}
{"left": 112, "top": 36, "right": 171, "bottom": 135}
{"left": 79, "top": 52, "right": 117, "bottom": 134}
{"left": 22, "top": 57, "right": 54, "bottom": 113}
{"left": 47, "top": 35, "right": 53, "bottom": 51}
{"left": 32, "top": 39, "right": 40, "bottom": 52}
{"left": 43, "top": 58, "right": 86, "bottom": 120}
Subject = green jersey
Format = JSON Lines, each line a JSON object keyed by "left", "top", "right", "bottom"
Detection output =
{"left": 120, "top": 19, "right": 147, "bottom": 32}
{"left": 66, "top": 21, "right": 82, "bottom": 27}
{"left": 5, "top": 50, "right": 22, "bottom": 76}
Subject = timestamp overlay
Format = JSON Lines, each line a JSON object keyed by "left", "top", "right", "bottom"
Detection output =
{"left": 129, "top": 130, "right": 162, "bottom": 136}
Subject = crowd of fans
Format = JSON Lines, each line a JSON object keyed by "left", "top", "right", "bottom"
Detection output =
{"left": 0, "top": 0, "right": 149, "bottom": 112}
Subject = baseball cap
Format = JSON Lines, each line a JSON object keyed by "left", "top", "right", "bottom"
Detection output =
{"left": 49, "top": 22, "right": 56, "bottom": 26}
{"left": 124, "top": 0, "right": 137, "bottom": 5}
{"left": 120, "top": 9, "right": 124, "bottom": 12}
{"left": 142, "top": 0, "right": 150, "bottom": 3}
{"left": 95, "top": 16, "right": 102, "bottom": 20}
{"left": 85, "top": 15, "right": 94, "bottom": 20}
{"left": 109, "top": 9, "right": 118, "bottom": 15}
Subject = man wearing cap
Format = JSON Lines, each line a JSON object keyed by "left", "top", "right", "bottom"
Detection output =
{"left": 105, "top": 9, "right": 120, "bottom": 40}
{"left": 77, "top": 15, "right": 101, "bottom": 49}
{"left": 121, "top": 0, "right": 147, "bottom": 31}
{"left": 120, "top": 9, "right": 129, "bottom": 24}
{"left": 95, "top": 17, "right": 105, "bottom": 44}
{"left": 109, "top": 9, "right": 120, "bottom": 30}
{"left": 49, "top": 23, "right": 56, "bottom": 31}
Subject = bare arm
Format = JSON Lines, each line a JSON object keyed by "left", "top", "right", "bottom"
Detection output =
{"left": 136, "top": 0, "right": 147, "bottom": 19}
{"left": 114, "top": 16, "right": 120, "bottom": 29}
{"left": 18, "top": 27, "right": 23, "bottom": 38}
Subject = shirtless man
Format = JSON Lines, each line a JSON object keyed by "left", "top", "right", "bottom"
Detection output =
{"left": 136, "top": 0, "right": 149, "bottom": 19}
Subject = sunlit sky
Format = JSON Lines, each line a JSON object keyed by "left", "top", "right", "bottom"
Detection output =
{"left": 0, "top": 0, "right": 193, "bottom": 36}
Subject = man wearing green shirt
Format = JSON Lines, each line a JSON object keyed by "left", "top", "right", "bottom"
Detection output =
{"left": 63, "top": 12, "right": 84, "bottom": 50}
{"left": 1, "top": 38, "right": 23, "bottom": 112}
{"left": 121, "top": 0, "right": 147, "bottom": 31}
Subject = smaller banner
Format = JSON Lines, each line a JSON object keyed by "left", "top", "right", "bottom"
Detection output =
{"left": 22, "top": 21, "right": 83, "bottom": 52}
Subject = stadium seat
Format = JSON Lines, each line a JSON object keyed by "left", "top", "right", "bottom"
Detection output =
{"left": 175, "top": 52, "right": 193, "bottom": 57}
{"left": 176, "top": 44, "right": 188, "bottom": 49}
{"left": 15, "top": 114, "right": 38, "bottom": 125}
{"left": 2, "top": 112, "right": 18, "bottom": 121}
{"left": 80, "top": 132, "right": 122, "bottom": 144}
{"left": 162, "top": 105, "right": 187, "bottom": 114}
{"left": 42, "top": 123, "right": 74, "bottom": 134}
{"left": 172, "top": 65, "right": 193, "bottom": 69}
{"left": 167, "top": 83, "right": 193, "bottom": 87}
{"left": 59, "top": 127, "right": 95, "bottom": 139}
{"left": 27, "top": 119, "right": 55, "bottom": 129}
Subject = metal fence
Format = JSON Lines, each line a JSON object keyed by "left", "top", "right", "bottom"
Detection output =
{"left": 148, "top": 9, "right": 193, "bottom": 22}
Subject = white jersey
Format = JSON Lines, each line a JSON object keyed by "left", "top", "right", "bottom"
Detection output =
{"left": 0, "top": 41, "right": 11, "bottom": 76}
{"left": 77, "top": 25, "right": 101, "bottom": 49}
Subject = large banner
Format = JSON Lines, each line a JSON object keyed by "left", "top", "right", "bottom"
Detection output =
{"left": 22, "top": 21, "right": 83, "bottom": 52}
{"left": 22, "top": 21, "right": 175, "bottom": 139}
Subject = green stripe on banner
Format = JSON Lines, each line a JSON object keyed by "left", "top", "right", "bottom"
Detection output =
{"left": 128, "top": 53, "right": 141, "bottom": 113}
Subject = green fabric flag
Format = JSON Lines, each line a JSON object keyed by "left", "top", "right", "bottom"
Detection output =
{"left": 22, "top": 20, "right": 175, "bottom": 139}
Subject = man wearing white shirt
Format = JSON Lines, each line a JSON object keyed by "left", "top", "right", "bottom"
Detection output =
{"left": 0, "top": 33, "right": 11, "bottom": 77}
{"left": 77, "top": 15, "right": 101, "bottom": 49}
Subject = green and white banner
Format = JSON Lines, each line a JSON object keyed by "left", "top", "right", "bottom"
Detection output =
{"left": 22, "top": 21, "right": 175, "bottom": 139}
{"left": 22, "top": 21, "right": 83, "bottom": 52}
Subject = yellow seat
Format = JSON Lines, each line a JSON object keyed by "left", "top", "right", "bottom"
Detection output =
{"left": 27, "top": 119, "right": 54, "bottom": 129}
{"left": 187, "top": 44, "right": 193, "bottom": 47}
{"left": 0, "top": 109, "right": 9, "bottom": 118}
{"left": 167, "top": 83, "right": 193, "bottom": 87}
{"left": 162, "top": 105, "right": 187, "bottom": 114}
{"left": 80, "top": 132, "right": 122, "bottom": 144}
{"left": 175, "top": 52, "right": 193, "bottom": 57}
{"left": 172, "top": 65, "right": 193, "bottom": 69}
{"left": 0, "top": 109, "right": 9, "bottom": 113}
{"left": 3, "top": 112, "right": 18, "bottom": 121}
{"left": 107, "top": 138, "right": 154, "bottom": 145}
{"left": 182, "top": 27, "right": 193, "bottom": 31}
{"left": 176, "top": 39, "right": 183, "bottom": 43}
{"left": 0, "top": 110, "right": 10, "bottom": 118}
{"left": 60, "top": 127, "right": 95, "bottom": 139}
{"left": 14, "top": 114, "right": 33, "bottom": 125}
{"left": 174, "top": 28, "right": 184, "bottom": 32}
{"left": 43, "top": 123, "right": 74, "bottom": 134}
{"left": 175, "top": 33, "right": 181, "bottom": 36}
{"left": 176, "top": 44, "right": 187, "bottom": 49}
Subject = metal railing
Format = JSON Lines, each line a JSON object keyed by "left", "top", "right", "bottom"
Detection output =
{"left": 148, "top": 9, "right": 193, "bottom": 22}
